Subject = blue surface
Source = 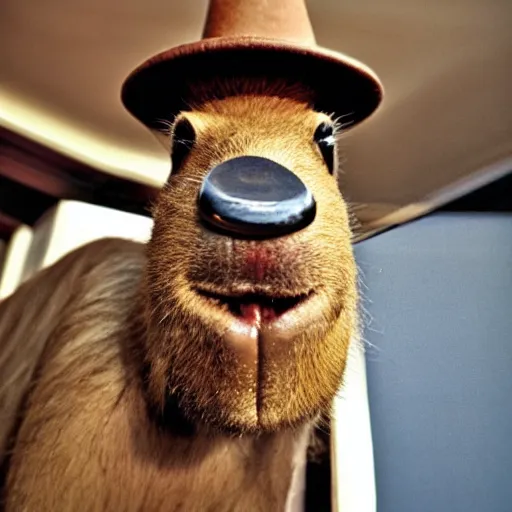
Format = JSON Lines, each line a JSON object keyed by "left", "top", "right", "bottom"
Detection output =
{"left": 355, "top": 212, "right": 512, "bottom": 512}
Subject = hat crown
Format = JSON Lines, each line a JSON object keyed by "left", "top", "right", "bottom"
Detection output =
{"left": 202, "top": 0, "right": 316, "bottom": 45}
{"left": 121, "top": 0, "right": 383, "bottom": 132}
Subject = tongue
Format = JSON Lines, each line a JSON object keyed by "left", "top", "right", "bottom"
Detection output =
{"left": 239, "top": 303, "right": 261, "bottom": 326}
{"left": 239, "top": 303, "right": 278, "bottom": 325}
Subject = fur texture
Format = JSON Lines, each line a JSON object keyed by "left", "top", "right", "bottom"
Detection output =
{"left": 0, "top": 91, "right": 358, "bottom": 511}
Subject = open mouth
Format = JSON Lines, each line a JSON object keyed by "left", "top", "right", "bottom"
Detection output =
{"left": 195, "top": 288, "right": 314, "bottom": 325}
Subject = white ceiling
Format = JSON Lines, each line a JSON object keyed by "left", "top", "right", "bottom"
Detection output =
{"left": 1, "top": 0, "right": 511, "bottom": 234}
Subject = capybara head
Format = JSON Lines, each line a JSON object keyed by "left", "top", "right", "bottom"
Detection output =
{"left": 143, "top": 82, "right": 358, "bottom": 435}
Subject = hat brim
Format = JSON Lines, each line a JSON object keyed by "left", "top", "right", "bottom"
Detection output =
{"left": 121, "top": 36, "right": 383, "bottom": 131}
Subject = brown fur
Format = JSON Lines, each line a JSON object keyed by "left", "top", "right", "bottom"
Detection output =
{"left": 0, "top": 91, "right": 357, "bottom": 511}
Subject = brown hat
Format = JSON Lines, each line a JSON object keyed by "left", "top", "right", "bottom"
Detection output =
{"left": 121, "top": 0, "right": 383, "bottom": 131}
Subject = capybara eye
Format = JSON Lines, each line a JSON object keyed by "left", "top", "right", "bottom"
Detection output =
{"left": 171, "top": 118, "right": 196, "bottom": 174}
{"left": 313, "top": 122, "right": 335, "bottom": 174}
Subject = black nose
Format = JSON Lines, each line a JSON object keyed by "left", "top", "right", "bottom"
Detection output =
{"left": 197, "top": 156, "right": 316, "bottom": 238}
